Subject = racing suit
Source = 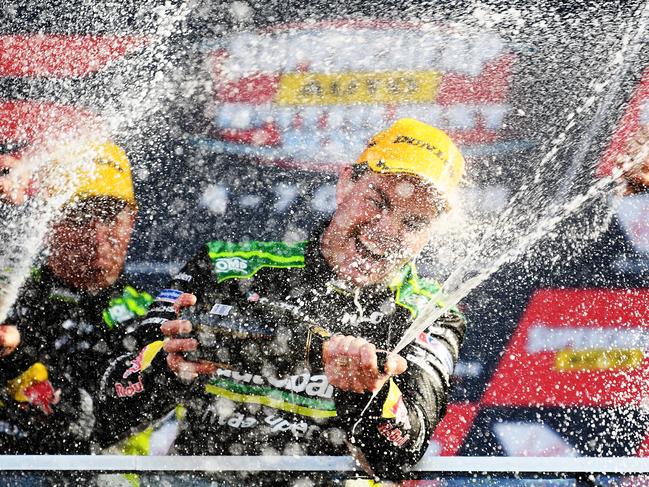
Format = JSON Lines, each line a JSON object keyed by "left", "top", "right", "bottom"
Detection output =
{"left": 0, "top": 265, "right": 152, "bottom": 453}
{"left": 97, "top": 230, "right": 466, "bottom": 477}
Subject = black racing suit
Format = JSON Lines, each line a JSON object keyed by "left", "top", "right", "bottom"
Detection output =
{"left": 97, "top": 232, "right": 466, "bottom": 477}
{"left": 0, "top": 265, "right": 152, "bottom": 453}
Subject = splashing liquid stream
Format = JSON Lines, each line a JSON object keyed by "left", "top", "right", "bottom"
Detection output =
{"left": 0, "top": 138, "right": 109, "bottom": 322}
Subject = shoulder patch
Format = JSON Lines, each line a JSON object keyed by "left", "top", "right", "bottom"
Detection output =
{"left": 8, "top": 362, "right": 49, "bottom": 402}
{"left": 389, "top": 263, "right": 447, "bottom": 318}
{"left": 206, "top": 240, "right": 307, "bottom": 282}
{"left": 103, "top": 286, "right": 154, "bottom": 329}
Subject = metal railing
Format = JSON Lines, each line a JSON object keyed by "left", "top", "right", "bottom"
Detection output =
{"left": 2, "top": 455, "right": 649, "bottom": 473}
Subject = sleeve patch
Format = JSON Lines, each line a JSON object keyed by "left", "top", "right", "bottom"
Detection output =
{"left": 156, "top": 289, "right": 184, "bottom": 302}
{"left": 415, "top": 331, "right": 455, "bottom": 374}
{"left": 381, "top": 378, "right": 411, "bottom": 429}
{"left": 122, "top": 340, "right": 165, "bottom": 379}
{"left": 377, "top": 422, "right": 410, "bottom": 447}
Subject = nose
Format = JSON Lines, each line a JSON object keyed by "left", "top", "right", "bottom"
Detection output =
{"left": 364, "top": 213, "right": 403, "bottom": 250}
{"left": 89, "top": 221, "right": 115, "bottom": 262}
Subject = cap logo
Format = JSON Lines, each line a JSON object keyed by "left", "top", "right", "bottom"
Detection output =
{"left": 393, "top": 135, "right": 447, "bottom": 164}
{"left": 95, "top": 157, "right": 125, "bottom": 172}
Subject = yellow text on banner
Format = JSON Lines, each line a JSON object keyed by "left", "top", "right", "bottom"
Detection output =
{"left": 275, "top": 71, "right": 443, "bottom": 105}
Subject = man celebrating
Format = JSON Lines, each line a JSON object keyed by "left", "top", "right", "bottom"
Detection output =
{"left": 0, "top": 142, "right": 153, "bottom": 453}
{"left": 98, "top": 119, "right": 467, "bottom": 477}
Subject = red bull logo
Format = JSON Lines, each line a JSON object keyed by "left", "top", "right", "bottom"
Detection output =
{"left": 123, "top": 348, "right": 146, "bottom": 379}
{"left": 115, "top": 376, "right": 144, "bottom": 398}
{"left": 23, "top": 380, "right": 60, "bottom": 415}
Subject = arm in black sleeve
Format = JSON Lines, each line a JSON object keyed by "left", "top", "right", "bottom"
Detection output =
{"left": 95, "top": 246, "right": 215, "bottom": 446}
{"left": 335, "top": 309, "right": 467, "bottom": 478}
{"left": 94, "top": 340, "right": 187, "bottom": 447}
{"left": 127, "top": 245, "right": 215, "bottom": 347}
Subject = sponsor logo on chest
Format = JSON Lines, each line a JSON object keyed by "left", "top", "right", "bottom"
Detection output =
{"left": 214, "top": 257, "right": 249, "bottom": 273}
{"left": 217, "top": 368, "right": 334, "bottom": 399}
{"left": 341, "top": 311, "right": 385, "bottom": 326}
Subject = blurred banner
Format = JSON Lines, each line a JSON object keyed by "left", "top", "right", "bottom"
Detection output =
{"left": 198, "top": 20, "right": 519, "bottom": 169}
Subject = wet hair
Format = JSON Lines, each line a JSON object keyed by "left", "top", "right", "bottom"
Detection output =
{"left": 351, "top": 162, "right": 370, "bottom": 181}
{"left": 61, "top": 196, "right": 130, "bottom": 226}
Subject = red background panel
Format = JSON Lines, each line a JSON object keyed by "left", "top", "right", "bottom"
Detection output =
{"left": 0, "top": 35, "right": 148, "bottom": 77}
{"left": 430, "top": 402, "right": 480, "bottom": 456}
{"left": 483, "top": 289, "right": 649, "bottom": 407}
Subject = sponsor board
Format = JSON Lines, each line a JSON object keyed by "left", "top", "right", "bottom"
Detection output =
{"left": 459, "top": 407, "right": 649, "bottom": 457}
{"left": 0, "top": 36, "right": 149, "bottom": 147}
{"left": 0, "top": 35, "right": 148, "bottom": 77}
{"left": 492, "top": 421, "right": 578, "bottom": 457}
{"left": 200, "top": 20, "right": 519, "bottom": 170}
{"left": 0, "top": 100, "right": 102, "bottom": 149}
{"left": 483, "top": 288, "right": 649, "bottom": 407}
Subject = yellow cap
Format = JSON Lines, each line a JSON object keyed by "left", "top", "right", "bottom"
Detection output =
{"left": 73, "top": 141, "right": 136, "bottom": 208}
{"left": 356, "top": 118, "right": 465, "bottom": 200}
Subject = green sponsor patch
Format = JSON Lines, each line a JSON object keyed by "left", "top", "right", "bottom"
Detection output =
{"left": 205, "top": 376, "right": 337, "bottom": 418}
{"left": 389, "top": 262, "right": 450, "bottom": 318}
{"left": 208, "top": 377, "right": 336, "bottom": 411}
{"left": 207, "top": 240, "right": 306, "bottom": 282}
{"left": 103, "top": 286, "right": 154, "bottom": 329}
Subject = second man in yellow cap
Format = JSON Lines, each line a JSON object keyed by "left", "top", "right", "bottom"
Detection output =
{"left": 0, "top": 141, "right": 153, "bottom": 454}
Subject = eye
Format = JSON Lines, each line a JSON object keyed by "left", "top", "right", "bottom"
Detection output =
{"left": 403, "top": 219, "right": 427, "bottom": 232}
{"left": 369, "top": 197, "right": 386, "bottom": 210}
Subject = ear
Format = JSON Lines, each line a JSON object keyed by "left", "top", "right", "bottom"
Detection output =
{"left": 118, "top": 205, "right": 137, "bottom": 236}
{"left": 129, "top": 207, "right": 137, "bottom": 226}
{"left": 336, "top": 166, "right": 355, "bottom": 205}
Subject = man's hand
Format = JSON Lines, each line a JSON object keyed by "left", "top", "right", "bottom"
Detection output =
{"left": 161, "top": 293, "right": 218, "bottom": 381}
{"left": 620, "top": 125, "right": 649, "bottom": 195}
{"left": 323, "top": 335, "right": 407, "bottom": 393}
{"left": 0, "top": 154, "right": 33, "bottom": 205}
{"left": 0, "top": 325, "right": 20, "bottom": 357}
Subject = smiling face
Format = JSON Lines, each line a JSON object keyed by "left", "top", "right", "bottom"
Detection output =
{"left": 321, "top": 166, "right": 444, "bottom": 287}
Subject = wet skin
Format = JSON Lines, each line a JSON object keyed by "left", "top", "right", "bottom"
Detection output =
{"left": 321, "top": 166, "right": 443, "bottom": 287}
{"left": 47, "top": 203, "right": 136, "bottom": 292}
{"left": 163, "top": 168, "right": 444, "bottom": 392}
{"left": 622, "top": 125, "right": 649, "bottom": 195}
{"left": 0, "top": 153, "right": 32, "bottom": 205}
{"left": 0, "top": 325, "right": 20, "bottom": 356}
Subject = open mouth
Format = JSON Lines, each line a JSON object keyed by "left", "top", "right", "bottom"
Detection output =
{"left": 354, "top": 233, "right": 384, "bottom": 261}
